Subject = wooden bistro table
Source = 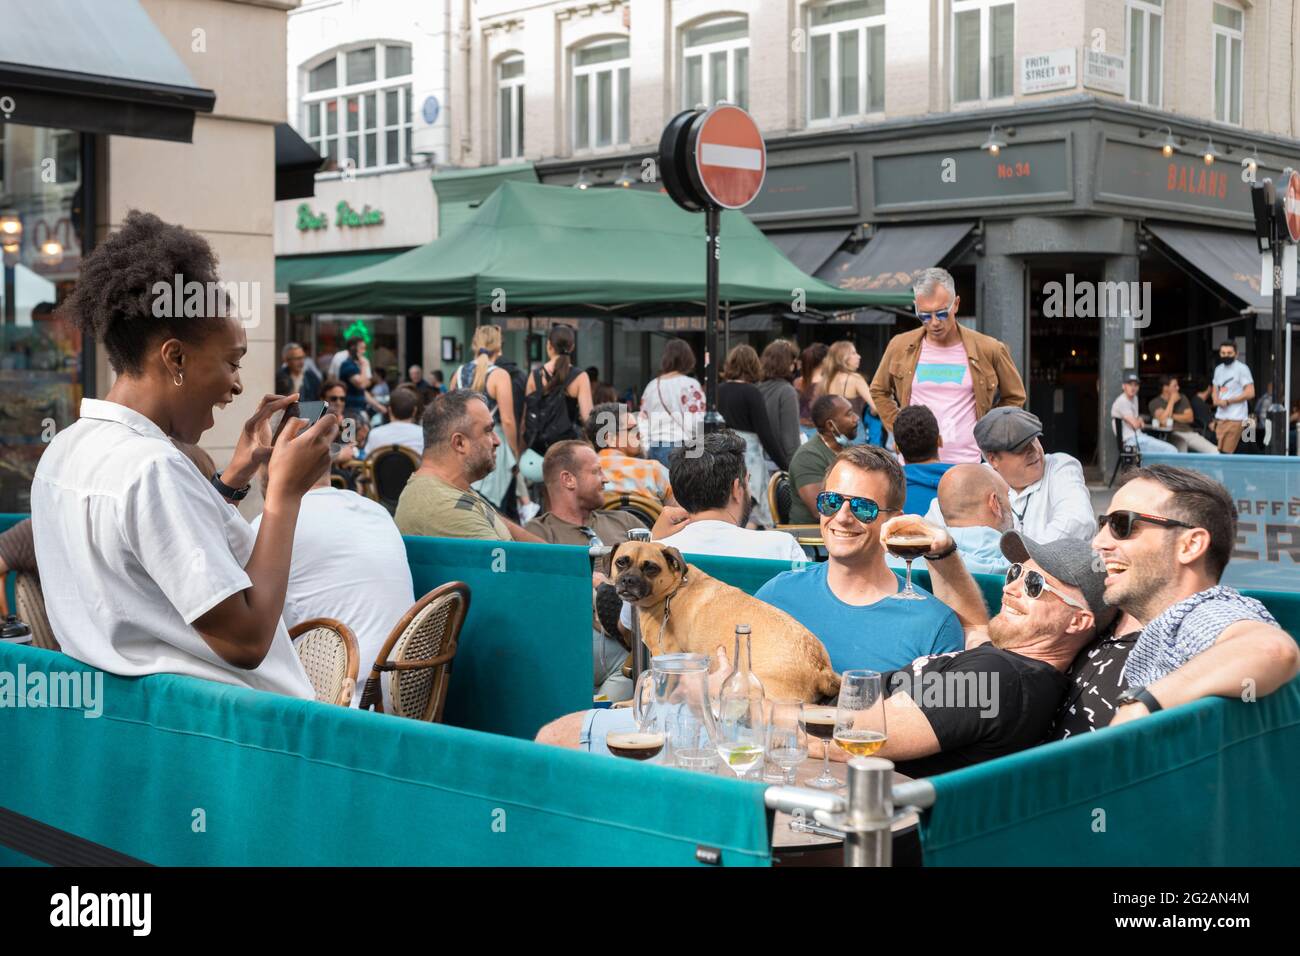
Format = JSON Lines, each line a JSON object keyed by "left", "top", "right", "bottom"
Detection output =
{"left": 769, "top": 759, "right": 921, "bottom": 867}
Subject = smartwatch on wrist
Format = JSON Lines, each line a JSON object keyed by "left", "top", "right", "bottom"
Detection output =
{"left": 1115, "top": 686, "right": 1162, "bottom": 713}
{"left": 211, "top": 470, "right": 251, "bottom": 502}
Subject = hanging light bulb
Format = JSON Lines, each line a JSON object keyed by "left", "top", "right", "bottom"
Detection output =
{"left": 39, "top": 239, "right": 64, "bottom": 266}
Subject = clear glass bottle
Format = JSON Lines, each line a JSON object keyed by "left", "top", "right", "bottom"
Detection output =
{"left": 720, "top": 624, "right": 765, "bottom": 707}
{"left": 716, "top": 625, "right": 767, "bottom": 778}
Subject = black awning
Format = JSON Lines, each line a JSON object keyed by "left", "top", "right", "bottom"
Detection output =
{"left": 815, "top": 222, "right": 976, "bottom": 294}
{"left": 275, "top": 123, "right": 324, "bottom": 201}
{"left": 0, "top": 0, "right": 215, "bottom": 143}
{"left": 1146, "top": 222, "right": 1269, "bottom": 309}
{"left": 766, "top": 229, "right": 852, "bottom": 275}
{"left": 813, "top": 221, "right": 974, "bottom": 324}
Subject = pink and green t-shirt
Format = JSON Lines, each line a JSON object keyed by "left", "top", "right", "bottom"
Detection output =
{"left": 909, "top": 338, "right": 981, "bottom": 463}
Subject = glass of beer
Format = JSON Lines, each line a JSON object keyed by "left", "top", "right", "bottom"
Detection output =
{"left": 834, "top": 670, "right": 887, "bottom": 759}
{"left": 800, "top": 703, "right": 841, "bottom": 790}
{"left": 884, "top": 530, "right": 931, "bottom": 601}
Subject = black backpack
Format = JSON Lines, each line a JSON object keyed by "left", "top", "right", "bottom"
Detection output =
{"left": 493, "top": 356, "right": 528, "bottom": 432}
{"left": 524, "top": 367, "right": 579, "bottom": 454}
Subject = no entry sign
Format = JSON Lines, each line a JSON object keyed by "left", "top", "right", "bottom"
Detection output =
{"left": 1286, "top": 169, "right": 1300, "bottom": 243}
{"left": 690, "top": 105, "right": 766, "bottom": 209}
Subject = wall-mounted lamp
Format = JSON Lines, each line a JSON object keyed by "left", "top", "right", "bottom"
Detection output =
{"left": 1139, "top": 125, "right": 1178, "bottom": 157}
{"left": 573, "top": 167, "right": 594, "bottom": 190}
{"left": 1242, "top": 144, "right": 1260, "bottom": 177}
{"left": 981, "top": 124, "right": 1009, "bottom": 156}
{"left": 614, "top": 162, "right": 636, "bottom": 188}
{"left": 1202, "top": 136, "right": 1220, "bottom": 165}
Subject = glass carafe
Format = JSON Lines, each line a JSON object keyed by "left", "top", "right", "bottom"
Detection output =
{"left": 716, "top": 625, "right": 767, "bottom": 778}
{"left": 633, "top": 653, "right": 718, "bottom": 770}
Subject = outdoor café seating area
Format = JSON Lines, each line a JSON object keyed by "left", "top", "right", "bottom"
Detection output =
{"left": 4, "top": 522, "right": 1298, "bottom": 867}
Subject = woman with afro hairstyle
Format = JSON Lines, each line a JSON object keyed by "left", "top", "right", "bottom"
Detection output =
{"left": 30, "top": 210, "right": 336, "bottom": 697}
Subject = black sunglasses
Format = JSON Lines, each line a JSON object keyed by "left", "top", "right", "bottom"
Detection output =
{"left": 1097, "top": 510, "right": 1195, "bottom": 539}
{"left": 816, "top": 491, "right": 898, "bottom": 524}
{"left": 1006, "top": 563, "right": 1087, "bottom": 611}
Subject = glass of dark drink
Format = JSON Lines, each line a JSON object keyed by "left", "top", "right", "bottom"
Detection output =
{"left": 885, "top": 533, "right": 931, "bottom": 601}
{"left": 606, "top": 730, "right": 665, "bottom": 760}
{"left": 800, "top": 704, "right": 841, "bottom": 790}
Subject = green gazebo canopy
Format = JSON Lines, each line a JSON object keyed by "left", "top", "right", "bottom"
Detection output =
{"left": 288, "top": 181, "right": 913, "bottom": 318}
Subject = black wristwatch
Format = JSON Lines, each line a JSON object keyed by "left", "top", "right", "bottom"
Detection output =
{"left": 1115, "top": 686, "right": 1163, "bottom": 713}
{"left": 211, "top": 470, "right": 251, "bottom": 502}
{"left": 925, "top": 539, "right": 958, "bottom": 561}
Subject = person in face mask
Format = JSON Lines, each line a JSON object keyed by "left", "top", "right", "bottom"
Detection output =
{"left": 1209, "top": 341, "right": 1255, "bottom": 453}
{"left": 787, "top": 395, "right": 860, "bottom": 524}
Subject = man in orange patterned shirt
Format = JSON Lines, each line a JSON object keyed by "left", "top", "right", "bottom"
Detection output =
{"left": 586, "top": 402, "right": 673, "bottom": 504}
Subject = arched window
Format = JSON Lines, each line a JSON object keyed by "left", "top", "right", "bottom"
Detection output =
{"left": 682, "top": 16, "right": 748, "bottom": 110}
{"left": 572, "top": 39, "right": 630, "bottom": 151}
{"left": 498, "top": 55, "right": 525, "bottom": 161}
{"left": 300, "top": 42, "right": 413, "bottom": 172}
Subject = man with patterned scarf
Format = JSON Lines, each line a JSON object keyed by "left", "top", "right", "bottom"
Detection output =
{"left": 1078, "top": 465, "right": 1298, "bottom": 730}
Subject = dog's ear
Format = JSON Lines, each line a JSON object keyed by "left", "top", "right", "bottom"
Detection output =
{"left": 608, "top": 540, "right": 629, "bottom": 573}
{"left": 661, "top": 546, "right": 688, "bottom": 578}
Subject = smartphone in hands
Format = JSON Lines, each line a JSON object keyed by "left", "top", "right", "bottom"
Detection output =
{"left": 271, "top": 400, "right": 329, "bottom": 444}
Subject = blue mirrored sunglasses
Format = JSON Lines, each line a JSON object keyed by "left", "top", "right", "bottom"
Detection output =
{"left": 915, "top": 308, "right": 952, "bottom": 323}
{"left": 816, "top": 492, "right": 897, "bottom": 523}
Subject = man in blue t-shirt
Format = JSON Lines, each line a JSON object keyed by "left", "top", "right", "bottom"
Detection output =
{"left": 338, "top": 336, "right": 371, "bottom": 414}
{"left": 755, "top": 445, "right": 987, "bottom": 673}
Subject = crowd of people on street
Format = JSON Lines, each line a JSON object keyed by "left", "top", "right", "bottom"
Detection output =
{"left": 10, "top": 212, "right": 1298, "bottom": 785}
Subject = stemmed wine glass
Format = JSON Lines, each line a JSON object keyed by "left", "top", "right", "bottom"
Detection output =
{"left": 834, "top": 670, "right": 888, "bottom": 758}
{"left": 800, "top": 703, "right": 841, "bottom": 790}
{"left": 765, "top": 699, "right": 808, "bottom": 784}
{"left": 885, "top": 531, "right": 930, "bottom": 601}
{"left": 716, "top": 682, "right": 765, "bottom": 779}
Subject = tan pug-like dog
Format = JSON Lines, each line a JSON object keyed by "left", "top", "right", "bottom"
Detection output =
{"left": 611, "top": 540, "right": 840, "bottom": 702}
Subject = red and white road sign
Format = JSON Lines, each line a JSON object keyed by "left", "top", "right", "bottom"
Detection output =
{"left": 692, "top": 105, "right": 766, "bottom": 209}
{"left": 1285, "top": 169, "right": 1300, "bottom": 243}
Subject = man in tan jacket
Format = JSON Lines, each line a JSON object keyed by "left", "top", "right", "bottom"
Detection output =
{"left": 870, "top": 268, "right": 1026, "bottom": 463}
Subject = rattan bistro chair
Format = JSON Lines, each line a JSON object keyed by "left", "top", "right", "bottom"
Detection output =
{"left": 290, "top": 618, "right": 361, "bottom": 706}
{"left": 767, "top": 471, "right": 792, "bottom": 526}
{"left": 15, "top": 573, "right": 58, "bottom": 651}
{"left": 358, "top": 582, "right": 470, "bottom": 722}
{"left": 600, "top": 490, "right": 663, "bottom": 530}
{"left": 367, "top": 444, "right": 420, "bottom": 514}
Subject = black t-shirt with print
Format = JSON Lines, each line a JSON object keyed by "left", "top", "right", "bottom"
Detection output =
{"left": 1051, "top": 626, "right": 1141, "bottom": 740}
{"left": 881, "top": 644, "right": 1069, "bottom": 778}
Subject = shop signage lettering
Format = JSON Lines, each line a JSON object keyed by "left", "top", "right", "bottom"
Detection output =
{"left": 1166, "top": 163, "right": 1229, "bottom": 200}
{"left": 295, "top": 201, "right": 385, "bottom": 231}
{"left": 335, "top": 200, "right": 384, "bottom": 228}
{"left": 296, "top": 204, "right": 328, "bottom": 231}
{"left": 996, "top": 161, "right": 1032, "bottom": 180}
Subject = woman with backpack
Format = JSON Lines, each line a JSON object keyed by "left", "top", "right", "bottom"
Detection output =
{"left": 524, "top": 325, "right": 592, "bottom": 457}
{"left": 452, "top": 324, "right": 520, "bottom": 515}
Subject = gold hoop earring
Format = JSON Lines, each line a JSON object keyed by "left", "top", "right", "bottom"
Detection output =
{"left": 173, "top": 372, "right": 184, "bottom": 387}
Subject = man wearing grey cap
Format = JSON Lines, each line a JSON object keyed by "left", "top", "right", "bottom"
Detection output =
{"left": 925, "top": 407, "right": 1094, "bottom": 543}
{"left": 1111, "top": 371, "right": 1178, "bottom": 455}
{"left": 809, "top": 528, "right": 1112, "bottom": 777}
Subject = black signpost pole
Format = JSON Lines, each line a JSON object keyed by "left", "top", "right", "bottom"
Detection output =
{"left": 1269, "top": 211, "right": 1286, "bottom": 455}
{"left": 704, "top": 203, "right": 723, "bottom": 432}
